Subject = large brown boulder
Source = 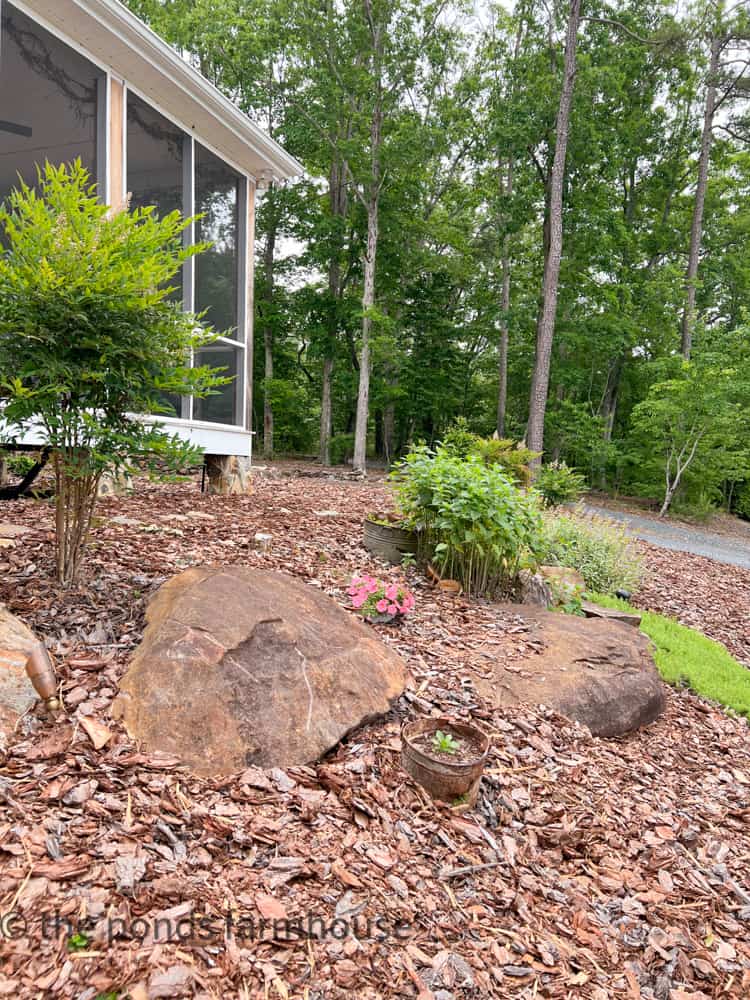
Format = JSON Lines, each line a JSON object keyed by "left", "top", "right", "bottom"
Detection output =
{"left": 0, "top": 605, "right": 38, "bottom": 740}
{"left": 476, "top": 607, "right": 666, "bottom": 737}
{"left": 112, "top": 568, "right": 409, "bottom": 776}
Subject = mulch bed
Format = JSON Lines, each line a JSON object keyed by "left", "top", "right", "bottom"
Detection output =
{"left": 0, "top": 470, "right": 749, "bottom": 998}
{"left": 635, "top": 543, "right": 750, "bottom": 666}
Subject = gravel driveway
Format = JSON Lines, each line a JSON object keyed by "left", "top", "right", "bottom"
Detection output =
{"left": 585, "top": 505, "right": 750, "bottom": 570}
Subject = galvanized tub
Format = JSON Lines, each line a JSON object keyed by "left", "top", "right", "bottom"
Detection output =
{"left": 401, "top": 716, "right": 490, "bottom": 806}
{"left": 363, "top": 517, "right": 419, "bottom": 566}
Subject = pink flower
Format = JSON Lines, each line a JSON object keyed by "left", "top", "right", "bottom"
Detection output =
{"left": 376, "top": 599, "right": 389, "bottom": 613}
{"left": 351, "top": 593, "right": 367, "bottom": 608}
{"left": 385, "top": 584, "right": 399, "bottom": 601}
{"left": 365, "top": 578, "right": 379, "bottom": 594}
{"left": 387, "top": 604, "right": 398, "bottom": 615}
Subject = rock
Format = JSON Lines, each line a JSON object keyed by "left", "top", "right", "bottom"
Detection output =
{"left": 97, "top": 470, "right": 132, "bottom": 497}
{"left": 112, "top": 568, "right": 409, "bottom": 776}
{"left": 582, "top": 600, "right": 642, "bottom": 628}
{"left": 476, "top": 607, "right": 665, "bottom": 737}
{"left": 515, "top": 570, "right": 553, "bottom": 608}
{"left": 540, "top": 565, "right": 585, "bottom": 593}
{"left": 205, "top": 454, "right": 252, "bottom": 495}
{"left": 0, "top": 605, "right": 39, "bottom": 738}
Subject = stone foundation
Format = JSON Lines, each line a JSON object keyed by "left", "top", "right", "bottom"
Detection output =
{"left": 205, "top": 454, "right": 253, "bottom": 495}
{"left": 97, "top": 470, "right": 133, "bottom": 497}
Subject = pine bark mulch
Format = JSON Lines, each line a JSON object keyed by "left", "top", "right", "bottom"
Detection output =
{"left": 0, "top": 471, "right": 748, "bottom": 998}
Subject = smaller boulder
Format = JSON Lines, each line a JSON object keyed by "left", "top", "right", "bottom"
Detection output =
{"left": 0, "top": 523, "right": 31, "bottom": 539}
{"left": 477, "top": 607, "right": 665, "bottom": 737}
{"left": 540, "top": 565, "right": 585, "bottom": 592}
{"left": 582, "top": 600, "right": 642, "bottom": 628}
{"left": 0, "top": 605, "right": 38, "bottom": 740}
{"left": 515, "top": 569, "right": 553, "bottom": 608}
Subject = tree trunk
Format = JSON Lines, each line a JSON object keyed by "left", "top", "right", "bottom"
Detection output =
{"left": 261, "top": 190, "right": 276, "bottom": 459}
{"left": 659, "top": 487, "right": 675, "bottom": 517}
{"left": 319, "top": 356, "right": 333, "bottom": 465}
{"left": 353, "top": 187, "right": 379, "bottom": 472}
{"left": 54, "top": 447, "right": 101, "bottom": 586}
{"left": 601, "top": 355, "right": 624, "bottom": 443}
{"left": 526, "top": 0, "right": 582, "bottom": 463}
{"left": 680, "top": 33, "right": 720, "bottom": 359}
{"left": 319, "top": 156, "right": 348, "bottom": 464}
{"left": 352, "top": 33, "right": 383, "bottom": 475}
{"left": 497, "top": 159, "right": 514, "bottom": 437}
{"left": 383, "top": 400, "right": 395, "bottom": 464}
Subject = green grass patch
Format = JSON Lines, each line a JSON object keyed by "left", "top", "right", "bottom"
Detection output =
{"left": 588, "top": 593, "right": 750, "bottom": 719}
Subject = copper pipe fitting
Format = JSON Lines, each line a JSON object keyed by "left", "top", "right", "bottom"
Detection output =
{"left": 25, "top": 642, "right": 61, "bottom": 712}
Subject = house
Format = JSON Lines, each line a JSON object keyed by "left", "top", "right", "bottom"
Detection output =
{"left": 0, "top": 0, "right": 301, "bottom": 491}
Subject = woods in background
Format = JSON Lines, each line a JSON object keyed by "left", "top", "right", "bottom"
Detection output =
{"left": 127, "top": 0, "right": 750, "bottom": 515}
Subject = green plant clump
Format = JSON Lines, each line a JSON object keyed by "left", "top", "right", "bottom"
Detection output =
{"left": 535, "top": 461, "right": 587, "bottom": 507}
{"left": 329, "top": 432, "right": 355, "bottom": 466}
{"left": 589, "top": 594, "right": 750, "bottom": 719}
{"left": 4, "top": 450, "right": 38, "bottom": 478}
{"left": 391, "top": 445, "right": 544, "bottom": 596}
{"left": 440, "top": 418, "right": 538, "bottom": 485}
{"left": 541, "top": 511, "right": 643, "bottom": 595}
{"left": 67, "top": 931, "right": 90, "bottom": 952}
{"left": 432, "top": 730, "right": 461, "bottom": 754}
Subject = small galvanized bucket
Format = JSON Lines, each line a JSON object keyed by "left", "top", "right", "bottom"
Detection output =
{"left": 401, "top": 717, "right": 490, "bottom": 807}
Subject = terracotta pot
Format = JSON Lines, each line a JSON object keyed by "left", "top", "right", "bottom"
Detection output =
{"left": 363, "top": 517, "right": 418, "bottom": 566}
{"left": 401, "top": 716, "right": 490, "bottom": 806}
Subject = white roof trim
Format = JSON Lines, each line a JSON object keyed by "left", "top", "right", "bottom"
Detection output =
{"left": 13, "top": 0, "right": 303, "bottom": 181}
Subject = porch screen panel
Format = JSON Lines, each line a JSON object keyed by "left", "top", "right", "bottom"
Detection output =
{"left": 194, "top": 143, "right": 240, "bottom": 338}
{"left": 193, "top": 142, "right": 243, "bottom": 426}
{"left": 126, "top": 91, "right": 185, "bottom": 311}
{"left": 0, "top": 3, "right": 103, "bottom": 205}
{"left": 192, "top": 343, "right": 243, "bottom": 425}
{"left": 126, "top": 92, "right": 185, "bottom": 219}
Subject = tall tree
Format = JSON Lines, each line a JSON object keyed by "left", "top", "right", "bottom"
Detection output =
{"left": 681, "top": 0, "right": 749, "bottom": 357}
{"left": 526, "top": 0, "right": 583, "bottom": 460}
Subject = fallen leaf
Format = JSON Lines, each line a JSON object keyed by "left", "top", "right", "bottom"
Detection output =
{"left": 79, "top": 715, "right": 113, "bottom": 749}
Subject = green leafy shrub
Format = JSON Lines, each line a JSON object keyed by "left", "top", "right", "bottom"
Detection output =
{"left": 440, "top": 417, "right": 478, "bottom": 459}
{"left": 391, "top": 446, "right": 544, "bottom": 597}
{"left": 535, "top": 461, "right": 587, "bottom": 507}
{"left": 735, "top": 486, "right": 750, "bottom": 522}
{"left": 473, "top": 438, "right": 539, "bottom": 486}
{"left": 669, "top": 489, "right": 719, "bottom": 523}
{"left": 329, "top": 433, "right": 355, "bottom": 465}
{"left": 5, "top": 451, "right": 38, "bottom": 478}
{"left": 440, "top": 419, "right": 538, "bottom": 485}
{"left": 540, "top": 511, "right": 643, "bottom": 595}
{"left": 0, "top": 161, "right": 223, "bottom": 584}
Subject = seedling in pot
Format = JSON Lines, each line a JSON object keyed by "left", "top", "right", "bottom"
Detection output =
{"left": 432, "top": 730, "right": 461, "bottom": 755}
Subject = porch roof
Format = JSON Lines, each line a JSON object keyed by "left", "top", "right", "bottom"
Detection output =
{"left": 15, "top": 0, "right": 303, "bottom": 182}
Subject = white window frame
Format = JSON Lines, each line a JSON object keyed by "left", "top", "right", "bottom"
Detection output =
{"left": 124, "top": 85, "right": 250, "bottom": 433}
{"left": 3, "top": 0, "right": 251, "bottom": 436}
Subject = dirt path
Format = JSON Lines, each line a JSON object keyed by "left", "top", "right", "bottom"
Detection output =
{"left": 585, "top": 503, "right": 750, "bottom": 569}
